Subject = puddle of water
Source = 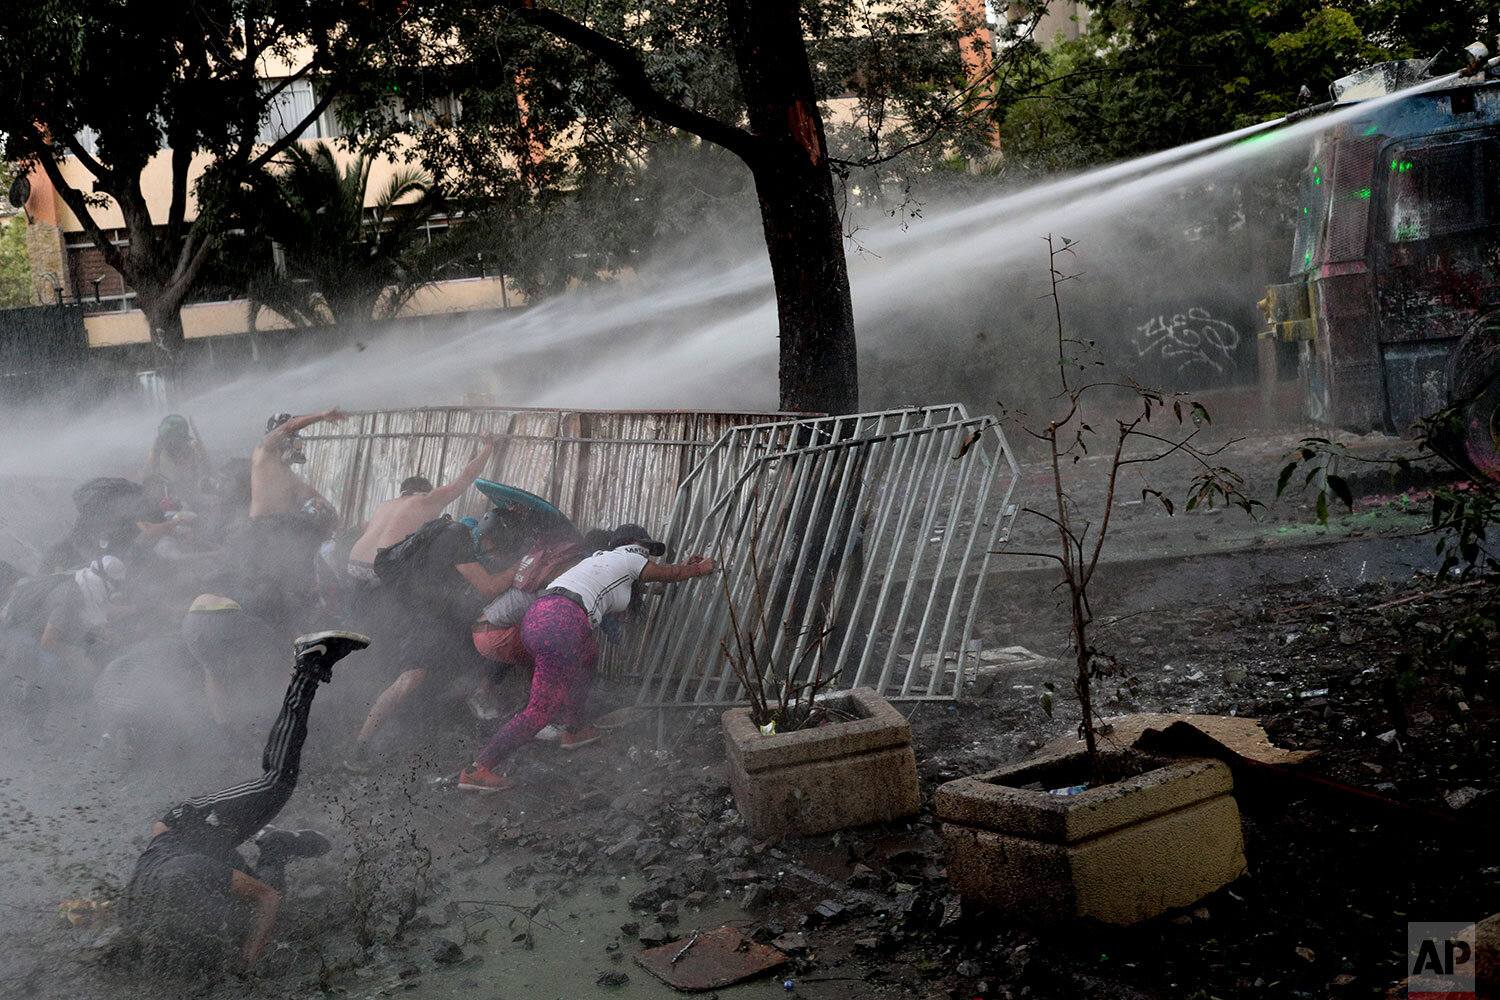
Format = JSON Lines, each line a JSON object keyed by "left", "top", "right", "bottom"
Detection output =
{"left": 390, "top": 857, "right": 762, "bottom": 1000}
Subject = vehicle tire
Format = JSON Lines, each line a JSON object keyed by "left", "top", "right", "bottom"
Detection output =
{"left": 1445, "top": 312, "right": 1500, "bottom": 479}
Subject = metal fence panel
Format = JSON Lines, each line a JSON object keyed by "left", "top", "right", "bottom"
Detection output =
{"left": 628, "top": 405, "right": 1019, "bottom": 706}
{"left": 298, "top": 407, "right": 796, "bottom": 532}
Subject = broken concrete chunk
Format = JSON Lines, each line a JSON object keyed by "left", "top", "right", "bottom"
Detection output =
{"left": 637, "top": 922, "right": 671, "bottom": 947}
{"left": 628, "top": 883, "right": 670, "bottom": 910}
{"left": 430, "top": 939, "right": 464, "bottom": 965}
{"left": 771, "top": 932, "right": 809, "bottom": 953}
{"left": 813, "top": 899, "right": 844, "bottom": 920}
{"left": 1446, "top": 786, "right": 1483, "bottom": 810}
{"left": 740, "top": 885, "right": 771, "bottom": 909}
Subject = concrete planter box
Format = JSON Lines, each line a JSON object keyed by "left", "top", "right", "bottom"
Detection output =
{"left": 723, "top": 687, "right": 921, "bottom": 838}
{"left": 936, "top": 750, "right": 1247, "bottom": 925}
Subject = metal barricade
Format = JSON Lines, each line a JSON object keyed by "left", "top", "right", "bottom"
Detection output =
{"left": 628, "top": 405, "right": 1018, "bottom": 705}
{"left": 298, "top": 406, "right": 796, "bottom": 531}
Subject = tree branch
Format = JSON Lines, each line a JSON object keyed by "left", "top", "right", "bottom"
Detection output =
{"left": 245, "top": 88, "right": 340, "bottom": 173}
{"left": 24, "top": 142, "right": 126, "bottom": 276}
{"left": 490, "top": 1, "right": 762, "bottom": 163}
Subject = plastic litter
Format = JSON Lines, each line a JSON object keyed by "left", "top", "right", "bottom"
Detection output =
{"left": 1048, "top": 784, "right": 1089, "bottom": 796}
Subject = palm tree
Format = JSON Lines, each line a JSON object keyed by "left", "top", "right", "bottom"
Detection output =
{"left": 242, "top": 142, "right": 457, "bottom": 328}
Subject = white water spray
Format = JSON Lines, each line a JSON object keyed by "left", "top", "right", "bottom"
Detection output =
{"left": 0, "top": 72, "right": 1466, "bottom": 484}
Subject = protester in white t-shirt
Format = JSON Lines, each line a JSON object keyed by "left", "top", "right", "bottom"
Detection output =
{"left": 456, "top": 524, "right": 714, "bottom": 792}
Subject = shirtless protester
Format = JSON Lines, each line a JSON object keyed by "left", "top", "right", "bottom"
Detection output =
{"left": 233, "top": 409, "right": 344, "bottom": 630}
{"left": 250, "top": 409, "right": 343, "bottom": 519}
{"left": 346, "top": 436, "right": 499, "bottom": 586}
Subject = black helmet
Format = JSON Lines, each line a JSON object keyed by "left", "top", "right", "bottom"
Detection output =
{"left": 607, "top": 523, "right": 665, "bottom": 557}
{"left": 266, "top": 413, "right": 306, "bottom": 465}
{"left": 473, "top": 507, "right": 526, "bottom": 569}
{"left": 158, "top": 414, "right": 190, "bottom": 441}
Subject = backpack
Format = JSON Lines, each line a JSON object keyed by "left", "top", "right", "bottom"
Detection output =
{"left": 72, "top": 477, "right": 143, "bottom": 516}
{"left": 373, "top": 516, "right": 465, "bottom": 593}
{"left": 1, "top": 573, "right": 73, "bottom": 631}
{"left": 70, "top": 477, "right": 156, "bottom": 551}
{"left": 512, "top": 540, "right": 585, "bottom": 592}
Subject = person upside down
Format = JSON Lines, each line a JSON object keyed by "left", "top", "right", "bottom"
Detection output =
{"left": 117, "top": 629, "right": 371, "bottom": 975}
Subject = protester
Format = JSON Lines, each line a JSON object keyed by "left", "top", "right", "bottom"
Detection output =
{"left": 457, "top": 524, "right": 714, "bottom": 792}
{"left": 345, "top": 437, "right": 499, "bottom": 584}
{"left": 235, "top": 409, "right": 345, "bottom": 630}
{"left": 0, "top": 555, "right": 136, "bottom": 737}
{"left": 250, "top": 409, "right": 343, "bottom": 518}
{"left": 342, "top": 438, "right": 500, "bottom": 670}
{"left": 467, "top": 528, "right": 595, "bottom": 720}
{"left": 143, "top": 415, "right": 211, "bottom": 505}
{"left": 180, "top": 592, "right": 283, "bottom": 729}
{"left": 44, "top": 477, "right": 167, "bottom": 573}
{"left": 118, "top": 630, "right": 370, "bottom": 975}
{"left": 93, "top": 634, "right": 209, "bottom": 761}
{"left": 343, "top": 510, "right": 526, "bottom": 773}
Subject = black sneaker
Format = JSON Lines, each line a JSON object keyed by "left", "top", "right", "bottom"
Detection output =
{"left": 255, "top": 826, "right": 332, "bottom": 860}
{"left": 293, "top": 630, "right": 372, "bottom": 682}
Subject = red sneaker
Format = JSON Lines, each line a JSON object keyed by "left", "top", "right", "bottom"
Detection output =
{"left": 560, "top": 726, "right": 602, "bottom": 751}
{"left": 457, "top": 764, "right": 513, "bottom": 792}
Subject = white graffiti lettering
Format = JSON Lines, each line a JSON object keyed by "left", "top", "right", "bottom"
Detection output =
{"left": 1132, "top": 307, "right": 1242, "bottom": 375}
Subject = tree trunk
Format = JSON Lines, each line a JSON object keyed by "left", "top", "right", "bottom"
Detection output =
{"left": 137, "top": 284, "right": 188, "bottom": 360}
{"left": 729, "top": 0, "right": 859, "bottom": 416}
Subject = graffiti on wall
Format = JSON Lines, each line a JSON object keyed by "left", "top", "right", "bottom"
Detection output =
{"left": 1131, "top": 307, "right": 1243, "bottom": 376}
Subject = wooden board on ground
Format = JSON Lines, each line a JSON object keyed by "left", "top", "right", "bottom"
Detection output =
{"left": 635, "top": 926, "right": 787, "bottom": 991}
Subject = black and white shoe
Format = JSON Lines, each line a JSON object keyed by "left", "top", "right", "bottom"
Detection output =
{"left": 293, "top": 630, "right": 372, "bottom": 682}
{"left": 255, "top": 825, "right": 333, "bottom": 861}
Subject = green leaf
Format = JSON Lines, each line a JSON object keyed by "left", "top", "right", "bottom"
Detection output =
{"left": 1316, "top": 492, "right": 1329, "bottom": 524}
{"left": 1327, "top": 475, "right": 1354, "bottom": 511}
{"left": 1276, "top": 462, "right": 1296, "bottom": 498}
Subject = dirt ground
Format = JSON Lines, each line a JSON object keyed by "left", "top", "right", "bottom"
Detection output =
{"left": 4, "top": 428, "right": 1498, "bottom": 1000}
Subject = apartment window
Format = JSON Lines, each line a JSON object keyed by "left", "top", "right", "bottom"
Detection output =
{"left": 258, "top": 78, "right": 328, "bottom": 143}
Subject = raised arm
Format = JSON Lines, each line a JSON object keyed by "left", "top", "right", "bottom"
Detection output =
{"left": 428, "top": 437, "right": 498, "bottom": 508}
{"left": 260, "top": 407, "right": 345, "bottom": 449}
{"left": 640, "top": 555, "right": 716, "bottom": 583}
{"left": 187, "top": 417, "right": 210, "bottom": 466}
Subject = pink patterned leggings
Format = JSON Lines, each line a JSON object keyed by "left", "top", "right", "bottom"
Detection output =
{"left": 474, "top": 595, "right": 597, "bottom": 770}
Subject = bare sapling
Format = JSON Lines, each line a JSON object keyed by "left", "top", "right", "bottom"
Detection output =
{"left": 719, "top": 487, "right": 839, "bottom": 732}
{"left": 1003, "top": 236, "right": 1260, "bottom": 773}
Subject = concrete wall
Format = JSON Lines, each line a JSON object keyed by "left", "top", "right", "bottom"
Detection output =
{"left": 82, "top": 276, "right": 522, "bottom": 347}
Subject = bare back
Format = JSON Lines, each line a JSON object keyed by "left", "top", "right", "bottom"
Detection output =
{"left": 348, "top": 494, "right": 449, "bottom": 565}
{"left": 249, "top": 444, "right": 312, "bottom": 518}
